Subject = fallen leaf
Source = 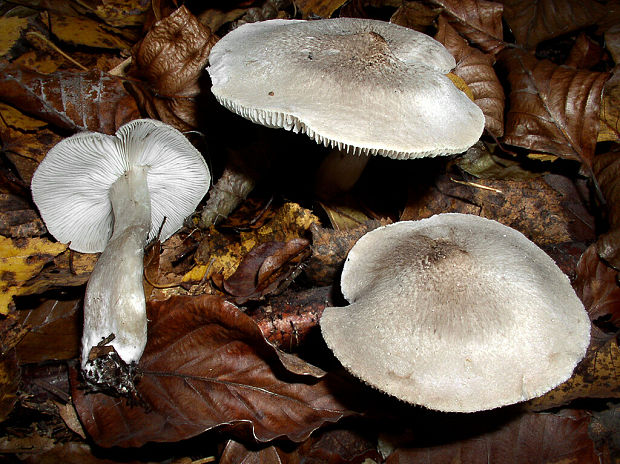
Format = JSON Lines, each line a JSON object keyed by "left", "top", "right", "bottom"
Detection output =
{"left": 128, "top": 6, "right": 217, "bottom": 131}
{"left": 574, "top": 244, "right": 620, "bottom": 327}
{"left": 502, "top": 0, "right": 607, "bottom": 49}
{"left": 593, "top": 150, "right": 620, "bottom": 269}
{"left": 72, "top": 294, "right": 352, "bottom": 448}
{"left": 0, "top": 350, "right": 19, "bottom": 422}
{"left": 15, "top": 298, "right": 81, "bottom": 364}
{"left": 500, "top": 48, "right": 609, "bottom": 167}
{"left": 390, "top": 2, "right": 442, "bottom": 32}
{"left": 0, "top": 192, "right": 46, "bottom": 238}
{"left": 385, "top": 410, "right": 598, "bottom": 464}
{"left": 0, "top": 235, "right": 67, "bottom": 315}
{"left": 590, "top": 404, "right": 620, "bottom": 461}
{"left": 252, "top": 285, "right": 332, "bottom": 351}
{"left": 0, "top": 16, "right": 35, "bottom": 60}
{"left": 435, "top": 17, "right": 505, "bottom": 137}
{"left": 20, "top": 441, "right": 149, "bottom": 464}
{"left": 93, "top": 0, "right": 151, "bottom": 28}
{"left": 0, "top": 62, "right": 139, "bottom": 134}
{"left": 598, "top": 70, "right": 620, "bottom": 143}
{"left": 526, "top": 329, "right": 620, "bottom": 410}
{"left": 606, "top": 24, "right": 620, "bottom": 64}
{"left": 295, "top": 0, "right": 348, "bottom": 18}
{"left": 430, "top": 0, "right": 505, "bottom": 54}
{"left": 49, "top": 12, "right": 130, "bottom": 50}
{"left": 565, "top": 32, "right": 604, "bottom": 69}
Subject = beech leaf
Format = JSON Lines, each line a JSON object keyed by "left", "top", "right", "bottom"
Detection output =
{"left": 435, "top": 16, "right": 505, "bottom": 137}
{"left": 430, "top": 0, "right": 505, "bottom": 54}
{"left": 500, "top": 48, "right": 609, "bottom": 166}
{"left": 502, "top": 0, "right": 607, "bottom": 49}
{"left": 72, "top": 294, "right": 352, "bottom": 448}
{"left": 0, "top": 62, "right": 138, "bottom": 134}
{"left": 593, "top": 150, "right": 620, "bottom": 268}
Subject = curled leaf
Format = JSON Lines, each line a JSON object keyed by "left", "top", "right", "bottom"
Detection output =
{"left": 72, "top": 294, "right": 352, "bottom": 448}
{"left": 435, "top": 17, "right": 504, "bottom": 137}
{"left": 500, "top": 48, "right": 609, "bottom": 166}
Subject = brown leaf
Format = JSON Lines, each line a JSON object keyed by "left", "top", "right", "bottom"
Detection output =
{"left": 93, "top": 0, "right": 151, "bottom": 28}
{"left": 430, "top": 0, "right": 505, "bottom": 54}
{"left": 593, "top": 150, "right": 620, "bottom": 269}
{"left": 599, "top": 71, "right": 620, "bottom": 143}
{"left": 0, "top": 62, "right": 139, "bottom": 134}
{"left": 295, "top": 0, "right": 349, "bottom": 18}
{"left": 48, "top": 12, "right": 130, "bottom": 50}
{"left": 0, "top": 350, "right": 19, "bottom": 423}
{"left": 252, "top": 286, "right": 332, "bottom": 351}
{"left": 72, "top": 294, "right": 352, "bottom": 448}
{"left": 502, "top": 0, "right": 607, "bottom": 49}
{"left": 390, "top": 2, "right": 441, "bottom": 32}
{"left": 15, "top": 298, "right": 81, "bottom": 364}
{"left": 606, "top": 24, "right": 620, "bottom": 64}
{"left": 574, "top": 244, "right": 620, "bottom": 326}
{"left": 435, "top": 16, "right": 505, "bottom": 137}
{"left": 0, "top": 192, "right": 45, "bottom": 238}
{"left": 129, "top": 6, "right": 217, "bottom": 131}
{"left": 385, "top": 410, "right": 598, "bottom": 464}
{"left": 565, "top": 33, "right": 604, "bottom": 69}
{"left": 526, "top": 329, "right": 620, "bottom": 410}
{"left": 500, "top": 48, "right": 609, "bottom": 166}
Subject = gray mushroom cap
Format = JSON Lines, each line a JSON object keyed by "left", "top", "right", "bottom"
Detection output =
{"left": 31, "top": 119, "right": 211, "bottom": 254}
{"left": 320, "top": 213, "right": 591, "bottom": 412}
{"left": 208, "top": 18, "right": 484, "bottom": 159}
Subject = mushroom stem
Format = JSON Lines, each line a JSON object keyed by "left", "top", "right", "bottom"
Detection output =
{"left": 314, "top": 149, "right": 370, "bottom": 198}
{"left": 81, "top": 166, "right": 151, "bottom": 373}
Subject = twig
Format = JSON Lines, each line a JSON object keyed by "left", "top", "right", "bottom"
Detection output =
{"left": 26, "top": 32, "right": 88, "bottom": 71}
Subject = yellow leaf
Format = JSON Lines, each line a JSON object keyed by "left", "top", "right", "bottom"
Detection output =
{"left": 184, "top": 202, "right": 319, "bottom": 282}
{"left": 0, "top": 17, "right": 29, "bottom": 57}
{"left": 12, "top": 50, "right": 63, "bottom": 74}
{"left": 294, "top": 0, "right": 348, "bottom": 18}
{"left": 0, "top": 103, "right": 47, "bottom": 131}
{"left": 527, "top": 152, "right": 559, "bottom": 162}
{"left": 49, "top": 13, "right": 130, "bottom": 50}
{"left": 93, "top": 0, "right": 150, "bottom": 28}
{"left": 0, "top": 236, "right": 67, "bottom": 314}
{"left": 447, "top": 72, "right": 475, "bottom": 101}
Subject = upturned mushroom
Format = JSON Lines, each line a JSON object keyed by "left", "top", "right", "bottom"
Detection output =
{"left": 201, "top": 17, "right": 484, "bottom": 225}
{"left": 31, "top": 119, "right": 210, "bottom": 384}
{"left": 320, "top": 213, "right": 591, "bottom": 412}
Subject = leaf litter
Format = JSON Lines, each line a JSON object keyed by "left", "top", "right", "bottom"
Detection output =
{"left": 0, "top": 0, "right": 619, "bottom": 462}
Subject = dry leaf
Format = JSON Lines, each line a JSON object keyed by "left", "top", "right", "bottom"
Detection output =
{"left": 435, "top": 16, "right": 504, "bottom": 137}
{"left": 500, "top": 48, "right": 609, "bottom": 167}
{"left": 593, "top": 150, "right": 620, "bottom": 269}
{"left": 565, "top": 32, "right": 604, "bottom": 69}
{"left": 49, "top": 12, "right": 130, "bottom": 50}
{"left": 0, "top": 235, "right": 67, "bottom": 314}
{"left": 295, "top": 0, "right": 348, "bottom": 18}
{"left": 0, "top": 16, "right": 34, "bottom": 59}
{"left": 574, "top": 244, "right": 620, "bottom": 326}
{"left": 0, "top": 62, "right": 139, "bottom": 134}
{"left": 390, "top": 2, "right": 442, "bottom": 32}
{"left": 599, "top": 70, "right": 620, "bottom": 143}
{"left": 385, "top": 410, "right": 598, "bottom": 464}
{"left": 502, "top": 0, "right": 606, "bottom": 49}
{"left": 93, "top": 0, "right": 151, "bottom": 28}
{"left": 527, "top": 329, "right": 620, "bottom": 410}
{"left": 430, "top": 0, "right": 505, "bottom": 54}
{"left": 606, "top": 24, "right": 620, "bottom": 64}
{"left": 0, "top": 192, "right": 46, "bottom": 238}
{"left": 0, "top": 350, "right": 19, "bottom": 422}
{"left": 129, "top": 6, "right": 217, "bottom": 131}
{"left": 72, "top": 294, "right": 352, "bottom": 448}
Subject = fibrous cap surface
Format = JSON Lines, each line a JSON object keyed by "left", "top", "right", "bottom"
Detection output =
{"left": 320, "top": 213, "right": 591, "bottom": 412}
{"left": 31, "top": 119, "right": 210, "bottom": 253}
{"left": 208, "top": 18, "right": 484, "bottom": 159}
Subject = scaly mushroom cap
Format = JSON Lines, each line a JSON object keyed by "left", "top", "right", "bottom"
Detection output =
{"left": 320, "top": 214, "right": 591, "bottom": 412}
{"left": 31, "top": 119, "right": 210, "bottom": 253}
{"left": 208, "top": 18, "right": 484, "bottom": 159}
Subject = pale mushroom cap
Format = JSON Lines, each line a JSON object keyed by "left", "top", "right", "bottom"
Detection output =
{"left": 208, "top": 18, "right": 484, "bottom": 159}
{"left": 320, "top": 213, "right": 591, "bottom": 412}
{"left": 31, "top": 119, "right": 210, "bottom": 253}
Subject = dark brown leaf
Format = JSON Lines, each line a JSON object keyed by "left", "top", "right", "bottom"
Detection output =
{"left": 500, "top": 48, "right": 609, "bottom": 166}
{"left": 385, "top": 410, "right": 598, "bottom": 464}
{"left": 430, "top": 0, "right": 505, "bottom": 54}
{"left": 593, "top": 150, "right": 620, "bottom": 269}
{"left": 252, "top": 286, "right": 332, "bottom": 351}
{"left": 390, "top": 2, "right": 441, "bottom": 33}
{"left": 502, "top": 0, "right": 607, "bottom": 49}
{"left": 565, "top": 33, "right": 604, "bottom": 69}
{"left": 15, "top": 298, "right": 81, "bottom": 364}
{"left": 0, "top": 62, "right": 138, "bottom": 134}
{"left": 129, "top": 6, "right": 217, "bottom": 131}
{"left": 72, "top": 294, "right": 352, "bottom": 448}
{"left": 296, "top": 0, "right": 349, "bottom": 18}
{"left": 0, "top": 193, "right": 45, "bottom": 238}
{"left": 574, "top": 244, "right": 620, "bottom": 326}
{"left": 435, "top": 16, "right": 505, "bottom": 137}
{"left": 0, "top": 350, "right": 19, "bottom": 422}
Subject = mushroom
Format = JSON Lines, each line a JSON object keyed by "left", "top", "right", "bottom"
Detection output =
{"left": 31, "top": 119, "right": 210, "bottom": 382}
{"left": 201, "top": 17, "right": 484, "bottom": 224}
{"left": 320, "top": 213, "right": 591, "bottom": 412}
